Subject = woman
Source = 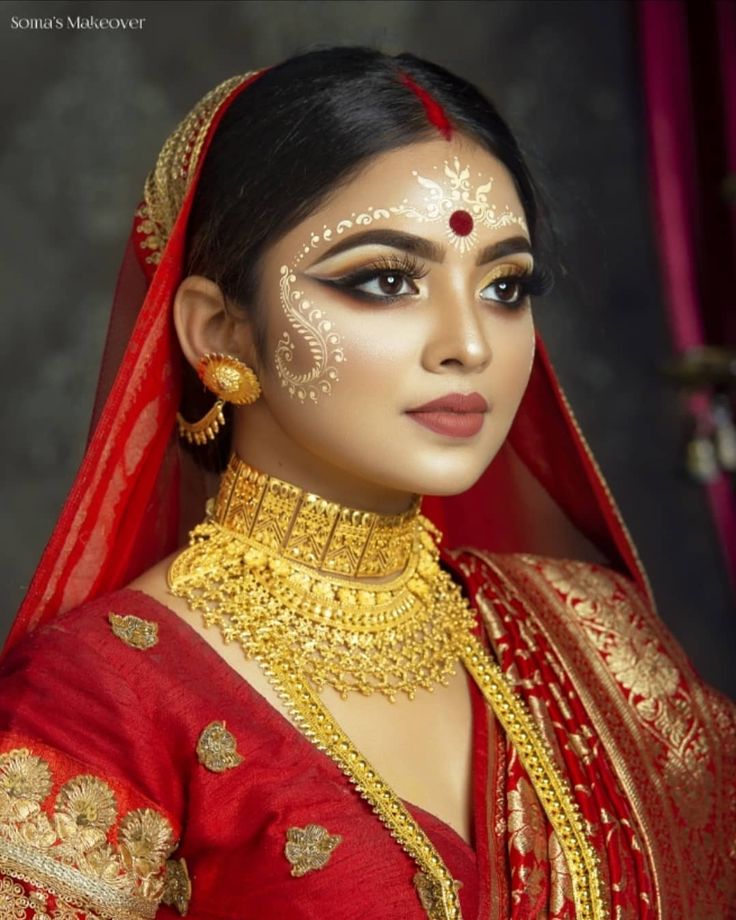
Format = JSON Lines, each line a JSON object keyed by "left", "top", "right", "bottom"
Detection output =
{"left": 0, "top": 47, "right": 733, "bottom": 920}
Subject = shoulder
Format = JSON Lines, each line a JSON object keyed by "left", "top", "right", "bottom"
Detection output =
{"left": 454, "top": 546, "right": 736, "bottom": 787}
{"left": 0, "top": 589, "right": 193, "bottom": 917}
{"left": 0, "top": 587, "right": 222, "bottom": 811}
{"left": 451, "top": 547, "right": 667, "bottom": 656}
{"left": 2, "top": 586, "right": 189, "bottom": 699}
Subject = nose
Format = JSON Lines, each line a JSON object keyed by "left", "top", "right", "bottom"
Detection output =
{"left": 421, "top": 289, "right": 492, "bottom": 374}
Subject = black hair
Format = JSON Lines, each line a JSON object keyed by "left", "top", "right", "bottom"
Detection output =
{"left": 181, "top": 46, "right": 554, "bottom": 470}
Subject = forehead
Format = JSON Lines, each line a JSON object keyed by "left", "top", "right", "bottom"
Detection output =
{"left": 279, "top": 137, "right": 527, "bottom": 259}
{"left": 339, "top": 138, "right": 520, "bottom": 208}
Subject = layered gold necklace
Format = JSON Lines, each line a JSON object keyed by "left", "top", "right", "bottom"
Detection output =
{"left": 168, "top": 454, "right": 607, "bottom": 920}
{"left": 168, "top": 453, "right": 476, "bottom": 701}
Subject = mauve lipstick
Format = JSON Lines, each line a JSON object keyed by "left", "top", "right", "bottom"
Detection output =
{"left": 406, "top": 392, "right": 489, "bottom": 438}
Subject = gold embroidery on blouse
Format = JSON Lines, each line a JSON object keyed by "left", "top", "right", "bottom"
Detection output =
{"left": 0, "top": 874, "right": 27, "bottom": 919}
{"left": 0, "top": 748, "right": 176, "bottom": 920}
{"left": 0, "top": 874, "right": 101, "bottom": 920}
{"left": 284, "top": 824, "right": 342, "bottom": 877}
{"left": 161, "top": 857, "right": 191, "bottom": 915}
{"left": 108, "top": 613, "right": 159, "bottom": 650}
{"left": 118, "top": 808, "right": 176, "bottom": 899}
{"left": 196, "top": 721, "right": 244, "bottom": 774}
{"left": 0, "top": 750, "right": 53, "bottom": 823}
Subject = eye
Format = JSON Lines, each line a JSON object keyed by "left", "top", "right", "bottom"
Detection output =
{"left": 478, "top": 262, "right": 554, "bottom": 309}
{"left": 353, "top": 270, "right": 419, "bottom": 298}
{"left": 316, "top": 254, "right": 429, "bottom": 304}
{"left": 480, "top": 275, "right": 527, "bottom": 306}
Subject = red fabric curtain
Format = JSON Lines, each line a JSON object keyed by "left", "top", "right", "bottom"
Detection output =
{"left": 636, "top": 0, "right": 736, "bottom": 593}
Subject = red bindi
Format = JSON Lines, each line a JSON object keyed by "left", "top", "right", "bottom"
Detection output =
{"left": 449, "top": 209, "right": 473, "bottom": 237}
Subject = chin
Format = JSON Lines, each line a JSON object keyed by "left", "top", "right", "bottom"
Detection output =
{"left": 399, "top": 460, "right": 494, "bottom": 499}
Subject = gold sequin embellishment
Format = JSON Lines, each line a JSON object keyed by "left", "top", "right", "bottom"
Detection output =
{"left": 196, "top": 722, "right": 244, "bottom": 773}
{"left": 284, "top": 824, "right": 342, "bottom": 877}
{"left": 109, "top": 613, "right": 159, "bottom": 650}
{"left": 162, "top": 857, "right": 191, "bottom": 915}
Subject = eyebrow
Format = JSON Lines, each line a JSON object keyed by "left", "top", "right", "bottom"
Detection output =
{"left": 308, "top": 229, "right": 532, "bottom": 267}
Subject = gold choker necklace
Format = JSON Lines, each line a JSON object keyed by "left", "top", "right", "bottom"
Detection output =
{"left": 212, "top": 454, "right": 420, "bottom": 578}
{"left": 168, "top": 454, "right": 476, "bottom": 701}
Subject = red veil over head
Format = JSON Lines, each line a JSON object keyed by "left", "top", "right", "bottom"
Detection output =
{"left": 3, "top": 70, "right": 654, "bottom": 655}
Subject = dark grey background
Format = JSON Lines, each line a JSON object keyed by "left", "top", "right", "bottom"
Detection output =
{"left": 2, "top": 0, "right": 734, "bottom": 694}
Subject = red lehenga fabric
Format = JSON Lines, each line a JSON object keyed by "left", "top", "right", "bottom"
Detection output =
{"left": 0, "top": 69, "right": 734, "bottom": 920}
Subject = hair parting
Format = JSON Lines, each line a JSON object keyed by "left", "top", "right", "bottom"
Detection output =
{"left": 397, "top": 70, "right": 453, "bottom": 140}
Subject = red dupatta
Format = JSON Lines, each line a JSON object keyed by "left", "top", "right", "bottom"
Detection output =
{"left": 2, "top": 68, "right": 652, "bottom": 653}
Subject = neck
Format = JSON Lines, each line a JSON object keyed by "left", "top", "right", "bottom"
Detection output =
{"left": 212, "top": 453, "right": 423, "bottom": 579}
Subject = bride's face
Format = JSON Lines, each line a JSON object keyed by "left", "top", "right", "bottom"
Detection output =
{"left": 235, "top": 137, "right": 537, "bottom": 511}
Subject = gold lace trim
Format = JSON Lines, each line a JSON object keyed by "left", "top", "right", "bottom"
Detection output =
{"left": 136, "top": 73, "right": 254, "bottom": 266}
{"left": 0, "top": 874, "right": 94, "bottom": 920}
{"left": 213, "top": 454, "right": 420, "bottom": 578}
{"left": 0, "top": 748, "right": 176, "bottom": 920}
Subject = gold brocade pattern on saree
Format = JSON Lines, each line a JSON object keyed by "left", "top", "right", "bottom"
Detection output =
{"left": 0, "top": 875, "right": 98, "bottom": 919}
{"left": 0, "top": 747, "right": 177, "bottom": 920}
{"left": 486, "top": 551, "right": 736, "bottom": 918}
{"left": 534, "top": 559, "right": 713, "bottom": 830}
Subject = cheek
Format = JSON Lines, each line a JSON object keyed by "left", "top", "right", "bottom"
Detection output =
{"left": 267, "top": 267, "right": 346, "bottom": 404}
{"left": 488, "top": 312, "right": 536, "bottom": 411}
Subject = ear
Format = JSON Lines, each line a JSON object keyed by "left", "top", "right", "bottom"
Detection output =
{"left": 173, "top": 275, "right": 258, "bottom": 371}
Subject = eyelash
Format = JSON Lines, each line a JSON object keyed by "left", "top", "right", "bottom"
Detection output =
{"left": 322, "top": 254, "right": 429, "bottom": 303}
{"left": 321, "top": 255, "right": 552, "bottom": 307}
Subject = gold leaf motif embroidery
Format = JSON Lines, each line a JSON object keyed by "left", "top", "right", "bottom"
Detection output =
{"left": 284, "top": 824, "right": 342, "bottom": 877}
{"left": 0, "top": 750, "right": 53, "bottom": 823}
{"left": 0, "top": 747, "right": 176, "bottom": 919}
{"left": 119, "top": 809, "right": 176, "bottom": 899}
{"left": 54, "top": 776, "right": 118, "bottom": 856}
{"left": 195, "top": 722, "right": 244, "bottom": 773}
{"left": 108, "top": 613, "right": 159, "bottom": 650}
{"left": 162, "top": 857, "right": 191, "bottom": 915}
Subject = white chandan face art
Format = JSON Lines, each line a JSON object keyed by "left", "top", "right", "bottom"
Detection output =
{"left": 275, "top": 155, "right": 529, "bottom": 403}
{"left": 235, "top": 138, "right": 539, "bottom": 512}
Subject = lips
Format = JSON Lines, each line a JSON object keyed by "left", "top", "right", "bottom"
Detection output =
{"left": 406, "top": 392, "right": 489, "bottom": 438}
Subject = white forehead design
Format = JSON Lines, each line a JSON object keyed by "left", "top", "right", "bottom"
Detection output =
{"left": 292, "top": 156, "right": 529, "bottom": 264}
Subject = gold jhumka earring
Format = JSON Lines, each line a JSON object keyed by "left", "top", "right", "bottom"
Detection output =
{"left": 176, "top": 353, "right": 262, "bottom": 445}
